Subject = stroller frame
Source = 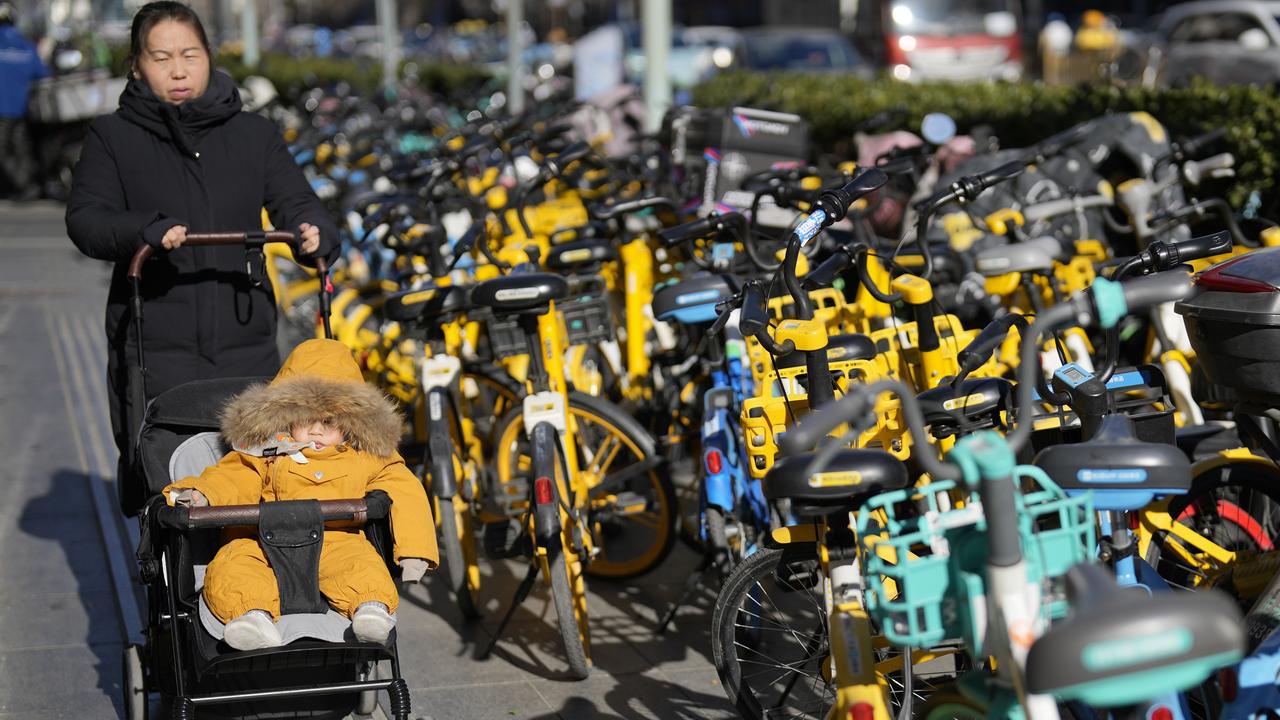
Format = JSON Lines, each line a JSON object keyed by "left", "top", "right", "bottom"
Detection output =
{"left": 124, "top": 235, "right": 413, "bottom": 719}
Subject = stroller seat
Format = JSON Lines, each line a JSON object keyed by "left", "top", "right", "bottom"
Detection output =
{"left": 173, "top": 432, "right": 398, "bottom": 646}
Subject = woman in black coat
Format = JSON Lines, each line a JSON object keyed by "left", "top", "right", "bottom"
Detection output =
{"left": 65, "top": 1, "right": 339, "bottom": 512}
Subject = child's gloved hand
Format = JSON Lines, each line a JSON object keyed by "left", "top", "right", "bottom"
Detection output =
{"left": 170, "top": 489, "right": 209, "bottom": 507}
{"left": 399, "top": 558, "right": 430, "bottom": 584}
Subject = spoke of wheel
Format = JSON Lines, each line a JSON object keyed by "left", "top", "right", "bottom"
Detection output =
{"left": 582, "top": 433, "right": 622, "bottom": 482}
{"left": 770, "top": 620, "right": 828, "bottom": 712}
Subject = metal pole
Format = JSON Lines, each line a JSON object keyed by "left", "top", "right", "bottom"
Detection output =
{"left": 375, "top": 0, "right": 400, "bottom": 98}
{"left": 506, "top": 0, "right": 525, "bottom": 115}
{"left": 240, "top": 0, "right": 260, "bottom": 69}
{"left": 642, "top": 0, "right": 671, "bottom": 132}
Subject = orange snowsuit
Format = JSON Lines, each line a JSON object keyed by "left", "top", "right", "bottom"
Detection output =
{"left": 164, "top": 339, "right": 438, "bottom": 623}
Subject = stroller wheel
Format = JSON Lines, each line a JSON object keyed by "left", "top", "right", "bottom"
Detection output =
{"left": 122, "top": 644, "right": 149, "bottom": 720}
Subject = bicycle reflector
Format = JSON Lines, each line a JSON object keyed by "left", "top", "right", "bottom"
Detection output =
{"left": 705, "top": 450, "right": 724, "bottom": 475}
{"left": 849, "top": 704, "right": 875, "bottom": 720}
{"left": 534, "top": 477, "right": 554, "bottom": 506}
{"left": 1218, "top": 666, "right": 1238, "bottom": 702}
{"left": 1149, "top": 707, "right": 1173, "bottom": 720}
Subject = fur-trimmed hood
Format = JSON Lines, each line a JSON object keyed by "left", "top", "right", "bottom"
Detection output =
{"left": 220, "top": 339, "right": 404, "bottom": 458}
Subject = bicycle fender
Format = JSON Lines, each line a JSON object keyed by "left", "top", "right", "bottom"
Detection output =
{"left": 530, "top": 421, "right": 562, "bottom": 550}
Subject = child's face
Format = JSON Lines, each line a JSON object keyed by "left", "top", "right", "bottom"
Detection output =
{"left": 290, "top": 419, "right": 344, "bottom": 451}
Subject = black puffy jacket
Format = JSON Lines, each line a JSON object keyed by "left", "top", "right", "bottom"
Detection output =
{"left": 66, "top": 71, "right": 339, "bottom": 399}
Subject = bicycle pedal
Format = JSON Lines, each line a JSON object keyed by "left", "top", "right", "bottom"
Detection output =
{"left": 483, "top": 519, "right": 531, "bottom": 560}
{"left": 608, "top": 491, "right": 650, "bottom": 516}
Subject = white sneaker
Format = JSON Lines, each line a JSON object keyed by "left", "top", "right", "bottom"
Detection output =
{"left": 352, "top": 602, "right": 396, "bottom": 644}
{"left": 223, "top": 610, "right": 283, "bottom": 651}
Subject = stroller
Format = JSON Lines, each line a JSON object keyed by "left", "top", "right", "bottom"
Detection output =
{"left": 120, "top": 233, "right": 413, "bottom": 720}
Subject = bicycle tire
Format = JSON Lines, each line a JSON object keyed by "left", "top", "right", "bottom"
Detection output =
{"left": 490, "top": 391, "right": 677, "bottom": 580}
{"left": 438, "top": 497, "right": 482, "bottom": 619}
{"left": 711, "top": 544, "right": 833, "bottom": 720}
{"left": 1150, "top": 458, "right": 1280, "bottom": 594}
{"left": 548, "top": 546, "right": 591, "bottom": 680}
{"left": 705, "top": 505, "right": 736, "bottom": 575}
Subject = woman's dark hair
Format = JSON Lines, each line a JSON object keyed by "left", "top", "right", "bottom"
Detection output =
{"left": 128, "top": 1, "right": 212, "bottom": 71}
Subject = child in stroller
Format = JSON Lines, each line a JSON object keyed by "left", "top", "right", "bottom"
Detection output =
{"left": 163, "top": 338, "right": 438, "bottom": 651}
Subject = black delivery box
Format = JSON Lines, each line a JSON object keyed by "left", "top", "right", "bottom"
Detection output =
{"left": 1176, "top": 247, "right": 1280, "bottom": 407}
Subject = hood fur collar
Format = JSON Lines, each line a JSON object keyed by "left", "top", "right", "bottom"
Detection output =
{"left": 220, "top": 376, "right": 404, "bottom": 458}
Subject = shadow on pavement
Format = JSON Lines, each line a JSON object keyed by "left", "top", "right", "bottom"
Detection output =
{"left": 19, "top": 468, "right": 126, "bottom": 720}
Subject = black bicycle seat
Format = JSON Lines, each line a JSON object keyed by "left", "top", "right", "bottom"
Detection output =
{"left": 1027, "top": 563, "right": 1243, "bottom": 707}
{"left": 382, "top": 285, "right": 471, "bottom": 324}
{"left": 652, "top": 274, "right": 735, "bottom": 325}
{"left": 544, "top": 239, "right": 618, "bottom": 272}
{"left": 918, "top": 377, "right": 1012, "bottom": 428}
{"left": 1034, "top": 413, "right": 1191, "bottom": 510}
{"left": 763, "top": 449, "right": 908, "bottom": 514}
{"left": 470, "top": 273, "right": 569, "bottom": 314}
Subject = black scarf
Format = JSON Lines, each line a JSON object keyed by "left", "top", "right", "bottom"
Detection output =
{"left": 117, "top": 70, "right": 242, "bottom": 158}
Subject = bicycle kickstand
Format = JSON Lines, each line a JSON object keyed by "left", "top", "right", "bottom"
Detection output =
{"left": 479, "top": 561, "right": 541, "bottom": 660}
{"left": 655, "top": 547, "right": 724, "bottom": 635}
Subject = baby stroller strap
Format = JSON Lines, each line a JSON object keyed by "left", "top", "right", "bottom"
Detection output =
{"left": 258, "top": 500, "right": 329, "bottom": 614}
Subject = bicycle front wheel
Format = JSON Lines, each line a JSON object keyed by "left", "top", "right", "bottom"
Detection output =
{"left": 547, "top": 546, "right": 591, "bottom": 680}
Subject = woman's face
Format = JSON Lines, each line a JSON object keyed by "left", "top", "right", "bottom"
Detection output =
{"left": 136, "top": 20, "right": 210, "bottom": 105}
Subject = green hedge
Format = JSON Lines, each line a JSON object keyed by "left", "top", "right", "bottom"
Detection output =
{"left": 693, "top": 72, "right": 1280, "bottom": 212}
{"left": 107, "top": 45, "right": 491, "bottom": 103}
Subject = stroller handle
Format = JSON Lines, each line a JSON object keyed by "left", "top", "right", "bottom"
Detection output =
{"left": 127, "top": 231, "right": 308, "bottom": 280}
{"left": 156, "top": 493, "right": 391, "bottom": 531}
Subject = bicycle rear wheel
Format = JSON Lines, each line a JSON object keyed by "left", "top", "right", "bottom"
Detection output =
{"left": 1150, "top": 459, "right": 1280, "bottom": 594}
{"left": 491, "top": 392, "right": 676, "bottom": 580}
{"left": 711, "top": 544, "right": 833, "bottom": 719}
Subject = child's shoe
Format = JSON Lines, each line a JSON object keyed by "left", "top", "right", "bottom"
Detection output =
{"left": 352, "top": 602, "right": 396, "bottom": 644}
{"left": 224, "top": 609, "right": 282, "bottom": 650}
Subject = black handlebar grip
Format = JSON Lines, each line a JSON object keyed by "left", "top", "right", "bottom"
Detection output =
{"left": 738, "top": 283, "right": 770, "bottom": 337}
{"left": 658, "top": 216, "right": 718, "bottom": 246}
{"left": 1171, "top": 229, "right": 1233, "bottom": 265}
{"left": 817, "top": 168, "right": 889, "bottom": 223}
{"left": 802, "top": 246, "right": 857, "bottom": 290}
{"left": 1181, "top": 127, "right": 1227, "bottom": 158}
{"left": 976, "top": 161, "right": 1025, "bottom": 192}
{"left": 554, "top": 141, "right": 592, "bottom": 166}
{"left": 1118, "top": 270, "right": 1195, "bottom": 313}
{"left": 957, "top": 313, "right": 1029, "bottom": 374}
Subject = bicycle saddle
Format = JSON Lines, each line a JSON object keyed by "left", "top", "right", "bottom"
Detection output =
{"left": 1027, "top": 563, "right": 1243, "bottom": 707}
{"left": 382, "top": 285, "right": 471, "bottom": 324}
{"left": 470, "top": 273, "right": 569, "bottom": 313}
{"left": 544, "top": 239, "right": 618, "bottom": 272}
{"left": 1033, "top": 413, "right": 1191, "bottom": 511}
{"left": 763, "top": 449, "right": 908, "bottom": 514}
{"left": 774, "top": 333, "right": 877, "bottom": 370}
{"left": 652, "top": 274, "right": 735, "bottom": 325}
{"left": 918, "top": 377, "right": 1012, "bottom": 429}
{"left": 974, "top": 237, "right": 1064, "bottom": 276}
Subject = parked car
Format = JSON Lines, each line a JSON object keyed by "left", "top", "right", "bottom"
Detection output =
{"left": 1153, "top": 1, "right": 1280, "bottom": 86}
{"left": 739, "top": 27, "right": 873, "bottom": 76}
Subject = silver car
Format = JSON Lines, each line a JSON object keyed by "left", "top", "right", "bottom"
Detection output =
{"left": 1155, "top": 0, "right": 1280, "bottom": 85}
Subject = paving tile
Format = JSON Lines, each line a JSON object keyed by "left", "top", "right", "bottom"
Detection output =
{"left": 0, "top": 644, "right": 124, "bottom": 716}
{"left": 528, "top": 669, "right": 725, "bottom": 720}
{"left": 412, "top": 679, "right": 553, "bottom": 720}
{"left": 0, "top": 592, "right": 121, "bottom": 650}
